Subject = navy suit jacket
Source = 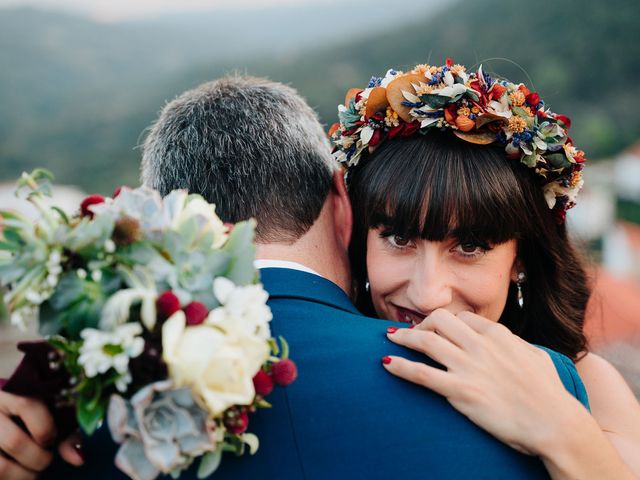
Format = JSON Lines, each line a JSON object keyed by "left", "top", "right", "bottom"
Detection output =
{"left": 45, "top": 268, "right": 588, "bottom": 479}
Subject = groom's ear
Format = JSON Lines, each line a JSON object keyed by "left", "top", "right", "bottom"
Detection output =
{"left": 331, "top": 169, "right": 352, "bottom": 250}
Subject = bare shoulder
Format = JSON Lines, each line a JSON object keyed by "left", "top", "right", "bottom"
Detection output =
{"left": 575, "top": 352, "right": 640, "bottom": 434}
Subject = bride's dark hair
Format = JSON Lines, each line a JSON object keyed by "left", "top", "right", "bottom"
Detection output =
{"left": 348, "top": 131, "right": 589, "bottom": 359}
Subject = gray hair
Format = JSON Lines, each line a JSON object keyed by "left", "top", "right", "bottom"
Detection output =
{"left": 140, "top": 75, "right": 334, "bottom": 242}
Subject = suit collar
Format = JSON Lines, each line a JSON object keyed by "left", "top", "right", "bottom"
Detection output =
{"left": 258, "top": 268, "right": 360, "bottom": 315}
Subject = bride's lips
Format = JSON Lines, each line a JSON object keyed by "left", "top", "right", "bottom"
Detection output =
{"left": 389, "top": 303, "right": 427, "bottom": 325}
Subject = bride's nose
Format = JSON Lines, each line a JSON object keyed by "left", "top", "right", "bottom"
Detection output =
{"left": 406, "top": 249, "right": 453, "bottom": 313}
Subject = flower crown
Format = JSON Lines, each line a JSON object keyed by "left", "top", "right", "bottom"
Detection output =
{"left": 329, "top": 59, "right": 586, "bottom": 222}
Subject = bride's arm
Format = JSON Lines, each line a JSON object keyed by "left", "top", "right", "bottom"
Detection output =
{"left": 382, "top": 309, "right": 636, "bottom": 480}
{"left": 575, "top": 352, "right": 640, "bottom": 476}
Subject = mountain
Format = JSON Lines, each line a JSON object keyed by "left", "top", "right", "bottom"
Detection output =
{"left": 0, "top": 0, "right": 638, "bottom": 192}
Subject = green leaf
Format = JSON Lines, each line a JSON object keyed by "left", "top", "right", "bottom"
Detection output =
{"left": 256, "top": 398, "right": 272, "bottom": 408}
{"left": 419, "top": 93, "right": 450, "bottom": 109}
{"left": 522, "top": 152, "right": 537, "bottom": 167}
{"left": 64, "top": 214, "right": 115, "bottom": 254}
{"left": 16, "top": 169, "right": 54, "bottom": 199}
{"left": 44, "top": 270, "right": 121, "bottom": 338}
{"left": 197, "top": 450, "right": 222, "bottom": 479}
{"left": 545, "top": 153, "right": 572, "bottom": 169}
{"left": 0, "top": 288, "right": 8, "bottom": 323}
{"left": 279, "top": 336, "right": 290, "bottom": 360}
{"left": 268, "top": 337, "right": 279, "bottom": 356}
{"left": 76, "top": 393, "right": 105, "bottom": 435}
{"left": 222, "top": 221, "right": 257, "bottom": 286}
{"left": 51, "top": 206, "right": 70, "bottom": 225}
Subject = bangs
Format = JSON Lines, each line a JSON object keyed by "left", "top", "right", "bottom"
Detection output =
{"left": 351, "top": 132, "right": 528, "bottom": 244}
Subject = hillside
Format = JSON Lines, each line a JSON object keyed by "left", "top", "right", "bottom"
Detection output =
{"left": 0, "top": 0, "right": 638, "bottom": 192}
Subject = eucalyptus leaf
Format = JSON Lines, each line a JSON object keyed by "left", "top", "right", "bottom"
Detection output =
{"left": 197, "top": 450, "right": 222, "bottom": 479}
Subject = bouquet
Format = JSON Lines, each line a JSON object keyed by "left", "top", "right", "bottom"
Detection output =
{"left": 0, "top": 169, "right": 297, "bottom": 480}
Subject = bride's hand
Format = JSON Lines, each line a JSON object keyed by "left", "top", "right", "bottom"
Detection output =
{"left": 382, "top": 309, "right": 585, "bottom": 456}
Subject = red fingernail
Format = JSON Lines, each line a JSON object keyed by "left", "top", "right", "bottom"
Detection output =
{"left": 408, "top": 325, "right": 415, "bottom": 329}
{"left": 382, "top": 356, "right": 392, "bottom": 365}
{"left": 387, "top": 327, "right": 398, "bottom": 334}
{"left": 74, "top": 443, "right": 85, "bottom": 463}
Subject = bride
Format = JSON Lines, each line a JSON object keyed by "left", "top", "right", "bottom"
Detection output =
{"left": 331, "top": 60, "right": 640, "bottom": 478}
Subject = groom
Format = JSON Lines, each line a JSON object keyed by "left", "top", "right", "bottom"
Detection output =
{"left": 45, "top": 76, "right": 584, "bottom": 479}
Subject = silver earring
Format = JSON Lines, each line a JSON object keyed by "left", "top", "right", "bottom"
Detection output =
{"left": 365, "top": 280, "right": 370, "bottom": 293}
{"left": 516, "top": 272, "right": 526, "bottom": 308}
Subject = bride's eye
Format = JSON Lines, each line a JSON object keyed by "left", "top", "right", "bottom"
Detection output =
{"left": 454, "top": 240, "right": 492, "bottom": 258}
{"left": 389, "top": 234, "right": 411, "bottom": 248}
{"left": 379, "top": 230, "right": 414, "bottom": 249}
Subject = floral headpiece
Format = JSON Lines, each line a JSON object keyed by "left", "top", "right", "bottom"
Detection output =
{"left": 330, "top": 59, "right": 586, "bottom": 222}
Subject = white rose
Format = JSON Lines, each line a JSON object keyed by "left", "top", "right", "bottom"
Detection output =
{"left": 210, "top": 277, "right": 272, "bottom": 339}
{"left": 162, "top": 311, "right": 269, "bottom": 416}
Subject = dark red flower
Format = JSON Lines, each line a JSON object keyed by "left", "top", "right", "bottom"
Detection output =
{"left": 525, "top": 92, "right": 540, "bottom": 107}
{"left": 156, "top": 291, "right": 181, "bottom": 320}
{"left": 80, "top": 194, "right": 105, "bottom": 218}
{"left": 401, "top": 121, "right": 421, "bottom": 137}
{"left": 183, "top": 301, "right": 209, "bottom": 326}
{"left": 272, "top": 359, "right": 298, "bottom": 386}
{"left": 387, "top": 124, "right": 404, "bottom": 140}
{"left": 369, "top": 128, "right": 383, "bottom": 147}
{"left": 2, "top": 341, "right": 77, "bottom": 440}
{"left": 225, "top": 411, "right": 249, "bottom": 435}
{"left": 555, "top": 114, "right": 572, "bottom": 129}
{"left": 252, "top": 370, "right": 274, "bottom": 397}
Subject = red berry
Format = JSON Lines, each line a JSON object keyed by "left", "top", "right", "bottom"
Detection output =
{"left": 225, "top": 411, "right": 249, "bottom": 435}
{"left": 156, "top": 291, "right": 181, "bottom": 320}
{"left": 80, "top": 194, "right": 105, "bottom": 218}
{"left": 271, "top": 359, "right": 298, "bottom": 386}
{"left": 112, "top": 186, "right": 127, "bottom": 198}
{"left": 252, "top": 370, "right": 274, "bottom": 397}
{"left": 183, "top": 301, "right": 209, "bottom": 326}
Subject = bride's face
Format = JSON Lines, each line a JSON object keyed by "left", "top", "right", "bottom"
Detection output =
{"left": 366, "top": 228, "right": 518, "bottom": 324}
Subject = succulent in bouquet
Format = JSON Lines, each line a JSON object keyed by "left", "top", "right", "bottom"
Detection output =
{"left": 0, "top": 169, "right": 297, "bottom": 479}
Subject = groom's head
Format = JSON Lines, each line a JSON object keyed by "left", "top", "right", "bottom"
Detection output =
{"left": 141, "top": 76, "right": 335, "bottom": 243}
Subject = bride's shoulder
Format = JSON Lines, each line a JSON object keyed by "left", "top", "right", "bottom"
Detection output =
{"left": 575, "top": 352, "right": 640, "bottom": 431}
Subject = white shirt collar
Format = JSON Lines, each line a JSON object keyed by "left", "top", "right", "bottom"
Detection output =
{"left": 254, "top": 259, "right": 322, "bottom": 278}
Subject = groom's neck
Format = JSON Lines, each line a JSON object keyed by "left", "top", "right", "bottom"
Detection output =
{"left": 255, "top": 231, "right": 352, "bottom": 298}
